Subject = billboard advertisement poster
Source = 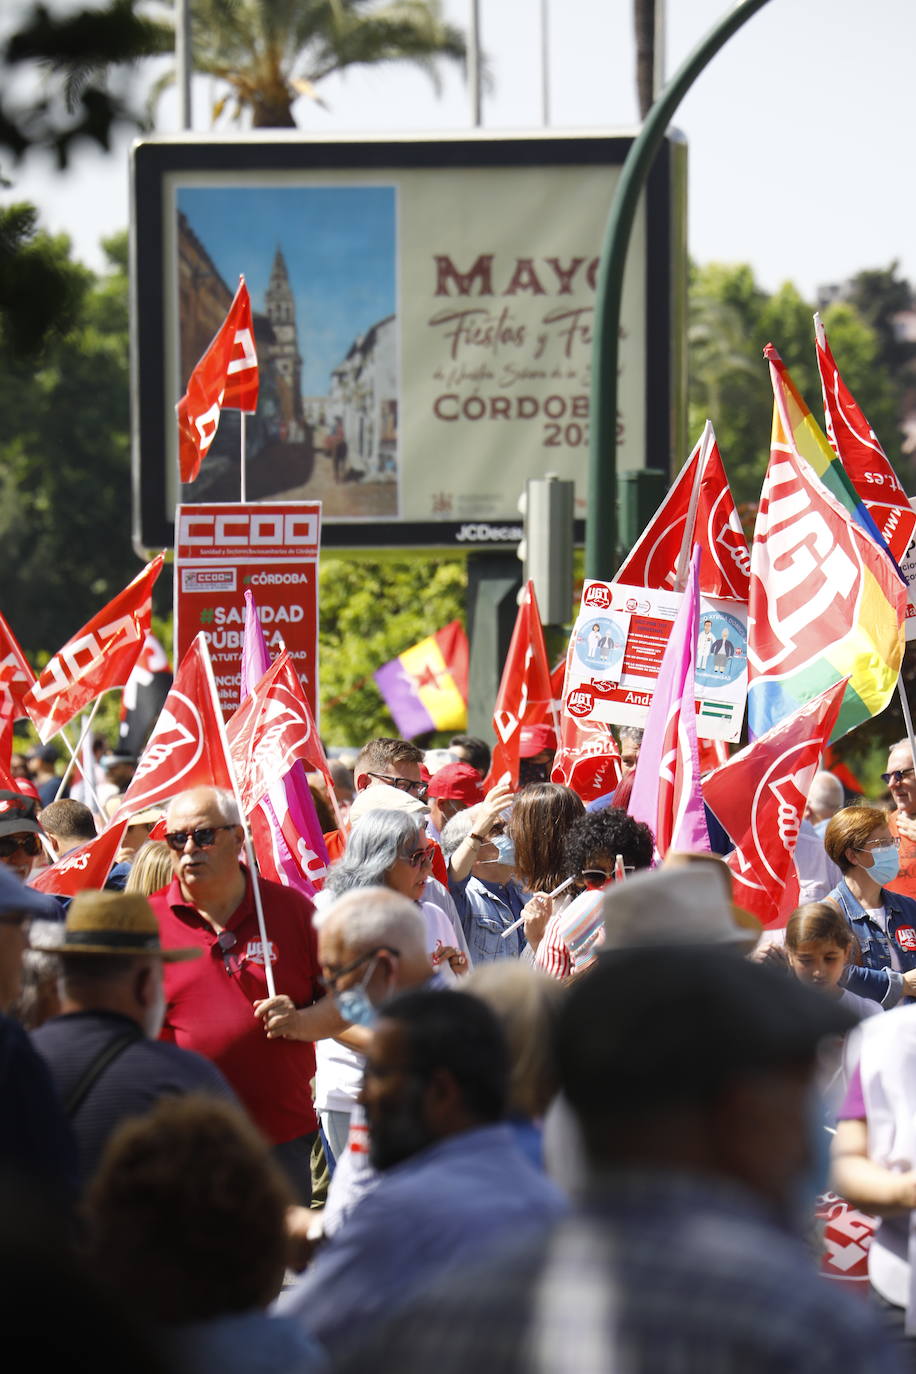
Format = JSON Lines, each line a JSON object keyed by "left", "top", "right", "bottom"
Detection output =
{"left": 563, "top": 580, "right": 748, "bottom": 743}
{"left": 132, "top": 133, "right": 685, "bottom": 552}
{"left": 174, "top": 502, "right": 320, "bottom": 720}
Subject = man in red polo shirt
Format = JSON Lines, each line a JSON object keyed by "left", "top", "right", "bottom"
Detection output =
{"left": 149, "top": 785, "right": 346, "bottom": 1201}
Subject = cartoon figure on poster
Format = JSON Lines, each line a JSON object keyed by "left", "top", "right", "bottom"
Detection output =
{"left": 576, "top": 618, "right": 625, "bottom": 678}
{"left": 695, "top": 610, "right": 747, "bottom": 689}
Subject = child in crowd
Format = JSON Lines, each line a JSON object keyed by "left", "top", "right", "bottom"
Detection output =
{"left": 785, "top": 901, "right": 879, "bottom": 1122}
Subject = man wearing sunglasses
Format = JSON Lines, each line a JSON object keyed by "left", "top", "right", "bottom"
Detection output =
{"left": 884, "top": 739, "right": 916, "bottom": 902}
{"left": 0, "top": 790, "right": 49, "bottom": 883}
{"left": 148, "top": 785, "right": 351, "bottom": 1203}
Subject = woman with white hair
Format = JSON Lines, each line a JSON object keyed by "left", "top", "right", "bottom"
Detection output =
{"left": 314, "top": 809, "right": 470, "bottom": 1170}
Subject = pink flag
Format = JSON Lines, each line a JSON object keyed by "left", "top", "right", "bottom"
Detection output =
{"left": 233, "top": 592, "right": 331, "bottom": 896}
{"left": 628, "top": 546, "right": 710, "bottom": 858}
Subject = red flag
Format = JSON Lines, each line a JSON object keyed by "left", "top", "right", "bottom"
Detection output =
{"left": 177, "top": 278, "right": 259, "bottom": 484}
{"left": 110, "top": 635, "right": 233, "bottom": 823}
{"left": 815, "top": 314, "right": 916, "bottom": 564}
{"left": 551, "top": 716, "right": 622, "bottom": 803}
{"left": 615, "top": 422, "right": 750, "bottom": 601}
{"left": 24, "top": 556, "right": 165, "bottom": 743}
{"left": 0, "top": 610, "right": 36, "bottom": 718}
{"left": 226, "top": 649, "right": 334, "bottom": 816}
{"left": 703, "top": 680, "right": 847, "bottom": 926}
{"left": 30, "top": 821, "right": 128, "bottom": 897}
{"left": 485, "top": 581, "right": 553, "bottom": 790}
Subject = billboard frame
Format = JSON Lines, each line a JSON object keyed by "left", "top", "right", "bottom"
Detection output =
{"left": 131, "top": 130, "right": 683, "bottom": 554}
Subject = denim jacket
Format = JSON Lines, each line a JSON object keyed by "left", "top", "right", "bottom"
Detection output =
{"left": 830, "top": 879, "right": 916, "bottom": 1008}
{"left": 449, "top": 875, "right": 527, "bottom": 962}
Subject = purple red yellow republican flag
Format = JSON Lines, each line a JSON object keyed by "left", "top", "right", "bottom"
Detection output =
{"left": 373, "top": 621, "right": 469, "bottom": 739}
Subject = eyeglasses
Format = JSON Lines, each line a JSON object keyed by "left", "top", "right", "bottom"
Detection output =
{"left": 164, "top": 825, "right": 236, "bottom": 853}
{"left": 367, "top": 773, "right": 429, "bottom": 800}
{"left": 855, "top": 838, "right": 901, "bottom": 852}
{"left": 0, "top": 834, "right": 41, "bottom": 859}
{"left": 880, "top": 768, "right": 915, "bottom": 785}
{"left": 320, "top": 945, "right": 399, "bottom": 994}
{"left": 216, "top": 929, "right": 245, "bottom": 976}
{"left": 399, "top": 847, "right": 435, "bottom": 869}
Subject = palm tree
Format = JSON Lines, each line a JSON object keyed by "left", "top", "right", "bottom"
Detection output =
{"left": 155, "top": 0, "right": 467, "bottom": 128}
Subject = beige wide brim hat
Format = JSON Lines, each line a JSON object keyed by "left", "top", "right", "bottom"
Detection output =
{"left": 602, "top": 864, "right": 759, "bottom": 954}
{"left": 42, "top": 890, "right": 200, "bottom": 961}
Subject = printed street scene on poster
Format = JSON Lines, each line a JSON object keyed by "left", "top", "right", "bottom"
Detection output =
{"left": 563, "top": 580, "right": 748, "bottom": 742}
{"left": 174, "top": 502, "right": 320, "bottom": 720}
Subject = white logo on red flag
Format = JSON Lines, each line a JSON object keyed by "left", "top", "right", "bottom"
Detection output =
{"left": 177, "top": 279, "right": 259, "bottom": 485}
{"left": 615, "top": 425, "right": 750, "bottom": 602}
{"left": 110, "top": 637, "right": 232, "bottom": 822}
{"left": 226, "top": 651, "right": 319, "bottom": 815}
{"left": 24, "top": 555, "right": 164, "bottom": 743}
{"left": 484, "top": 582, "right": 554, "bottom": 790}
{"left": 703, "top": 680, "right": 847, "bottom": 926}
{"left": 0, "top": 610, "right": 35, "bottom": 718}
{"left": 30, "top": 821, "right": 128, "bottom": 897}
{"left": 815, "top": 314, "right": 916, "bottom": 564}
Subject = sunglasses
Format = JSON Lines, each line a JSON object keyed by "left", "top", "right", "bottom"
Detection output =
{"left": 881, "top": 768, "right": 915, "bottom": 785}
{"left": 580, "top": 866, "right": 634, "bottom": 889}
{"left": 367, "top": 772, "right": 429, "bottom": 800}
{"left": 164, "top": 825, "right": 237, "bottom": 853}
{"left": 216, "top": 929, "right": 245, "bottom": 976}
{"left": 399, "top": 847, "right": 435, "bottom": 869}
{"left": 0, "top": 834, "right": 41, "bottom": 859}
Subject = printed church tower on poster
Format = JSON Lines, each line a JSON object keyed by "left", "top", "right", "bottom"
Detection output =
{"left": 265, "top": 247, "right": 306, "bottom": 442}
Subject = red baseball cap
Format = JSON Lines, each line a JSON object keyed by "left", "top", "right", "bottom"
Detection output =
{"left": 519, "top": 724, "right": 558, "bottom": 758}
{"left": 426, "top": 762, "right": 486, "bottom": 804}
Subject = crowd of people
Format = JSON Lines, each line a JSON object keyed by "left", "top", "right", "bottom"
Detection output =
{"left": 4, "top": 721, "right": 916, "bottom": 1371}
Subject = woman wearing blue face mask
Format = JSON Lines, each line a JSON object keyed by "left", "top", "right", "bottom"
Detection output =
{"left": 441, "top": 804, "right": 528, "bottom": 962}
{"left": 824, "top": 806, "right": 916, "bottom": 1008}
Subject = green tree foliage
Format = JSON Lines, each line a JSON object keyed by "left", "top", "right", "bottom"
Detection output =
{"left": 688, "top": 262, "right": 906, "bottom": 506}
{"left": 152, "top": 0, "right": 466, "bottom": 128}
{"left": 318, "top": 553, "right": 465, "bottom": 744}
{"left": 0, "top": 225, "right": 141, "bottom": 659}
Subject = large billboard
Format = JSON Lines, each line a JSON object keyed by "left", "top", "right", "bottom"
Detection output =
{"left": 131, "top": 132, "right": 685, "bottom": 552}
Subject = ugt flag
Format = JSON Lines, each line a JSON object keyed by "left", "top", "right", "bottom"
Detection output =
{"left": 746, "top": 357, "right": 905, "bottom": 742}
{"left": 177, "top": 278, "right": 259, "bottom": 484}
{"left": 25, "top": 555, "right": 165, "bottom": 743}
{"left": 703, "top": 679, "right": 847, "bottom": 927}
{"left": 614, "top": 420, "right": 750, "bottom": 602}
{"left": 373, "top": 621, "right": 468, "bottom": 740}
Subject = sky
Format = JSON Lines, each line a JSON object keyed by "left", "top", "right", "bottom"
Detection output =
{"left": 4, "top": 0, "right": 916, "bottom": 298}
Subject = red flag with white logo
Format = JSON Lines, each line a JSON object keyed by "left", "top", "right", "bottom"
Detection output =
{"left": 109, "top": 634, "right": 233, "bottom": 823}
{"left": 815, "top": 314, "right": 916, "bottom": 564}
{"left": 702, "top": 679, "right": 847, "bottom": 926}
{"left": 484, "top": 581, "right": 554, "bottom": 790}
{"left": 0, "top": 610, "right": 35, "bottom": 719}
{"left": 30, "top": 820, "right": 128, "bottom": 897}
{"left": 226, "top": 648, "right": 335, "bottom": 816}
{"left": 552, "top": 643, "right": 622, "bottom": 801}
{"left": 177, "top": 278, "right": 259, "bottom": 484}
{"left": 24, "top": 556, "right": 165, "bottom": 743}
{"left": 615, "top": 421, "right": 750, "bottom": 602}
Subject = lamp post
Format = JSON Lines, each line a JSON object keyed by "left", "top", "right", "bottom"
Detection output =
{"left": 586, "top": 0, "right": 773, "bottom": 580}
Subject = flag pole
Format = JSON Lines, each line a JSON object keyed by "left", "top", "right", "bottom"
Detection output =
{"left": 898, "top": 678, "right": 916, "bottom": 770}
{"left": 673, "top": 421, "right": 712, "bottom": 593}
{"left": 240, "top": 412, "right": 247, "bottom": 503}
{"left": 197, "top": 634, "right": 276, "bottom": 998}
{"left": 55, "top": 699, "right": 104, "bottom": 804}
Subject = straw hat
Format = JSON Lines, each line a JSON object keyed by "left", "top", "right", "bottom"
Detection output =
{"left": 602, "top": 865, "right": 757, "bottom": 953}
{"left": 349, "top": 782, "right": 429, "bottom": 823}
{"left": 41, "top": 890, "right": 200, "bottom": 961}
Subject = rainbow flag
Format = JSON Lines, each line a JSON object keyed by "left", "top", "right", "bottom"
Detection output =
{"left": 374, "top": 621, "right": 468, "bottom": 738}
{"left": 746, "top": 357, "right": 906, "bottom": 741}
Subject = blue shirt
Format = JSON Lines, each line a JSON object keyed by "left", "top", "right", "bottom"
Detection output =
{"left": 276, "top": 1123, "right": 567, "bottom": 1357}
{"left": 449, "top": 874, "right": 527, "bottom": 961}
